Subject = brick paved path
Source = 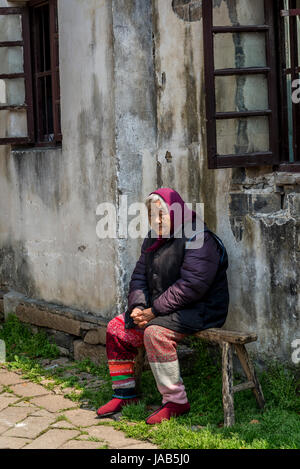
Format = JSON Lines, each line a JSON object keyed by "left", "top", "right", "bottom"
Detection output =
{"left": 0, "top": 366, "right": 157, "bottom": 449}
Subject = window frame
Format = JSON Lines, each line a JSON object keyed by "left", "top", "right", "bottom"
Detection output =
{"left": 202, "top": 0, "right": 281, "bottom": 169}
{"left": 29, "top": 0, "right": 61, "bottom": 146}
{"left": 0, "top": 0, "right": 61, "bottom": 147}
{"left": 0, "top": 6, "right": 34, "bottom": 145}
{"left": 273, "top": 0, "right": 300, "bottom": 172}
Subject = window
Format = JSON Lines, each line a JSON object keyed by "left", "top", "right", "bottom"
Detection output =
{"left": 276, "top": 1, "right": 300, "bottom": 170}
{"left": 0, "top": 0, "right": 61, "bottom": 147}
{"left": 203, "top": 0, "right": 300, "bottom": 171}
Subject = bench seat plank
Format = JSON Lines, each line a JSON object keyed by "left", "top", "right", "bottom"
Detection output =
{"left": 194, "top": 328, "right": 257, "bottom": 344}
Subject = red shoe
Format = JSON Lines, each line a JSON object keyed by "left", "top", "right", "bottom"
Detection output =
{"left": 146, "top": 401, "right": 190, "bottom": 425}
{"left": 96, "top": 397, "right": 139, "bottom": 418}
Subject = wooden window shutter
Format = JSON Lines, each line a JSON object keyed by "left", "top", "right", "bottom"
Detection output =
{"left": 202, "top": 0, "right": 280, "bottom": 169}
{"left": 0, "top": 6, "right": 34, "bottom": 145}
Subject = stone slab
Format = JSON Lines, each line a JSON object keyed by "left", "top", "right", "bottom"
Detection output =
{"left": 30, "top": 394, "right": 78, "bottom": 413}
{"left": 79, "top": 425, "right": 156, "bottom": 449}
{"left": 15, "top": 303, "right": 82, "bottom": 336}
{"left": 24, "top": 429, "right": 80, "bottom": 449}
{"left": 0, "top": 394, "right": 20, "bottom": 411}
{"left": 30, "top": 408, "right": 57, "bottom": 418}
{"left": 3, "top": 291, "right": 109, "bottom": 328}
{"left": 11, "top": 401, "right": 38, "bottom": 408}
{"left": 0, "top": 371, "right": 26, "bottom": 386}
{"left": 60, "top": 439, "right": 105, "bottom": 449}
{"left": 62, "top": 408, "right": 101, "bottom": 428}
{"left": 0, "top": 406, "right": 33, "bottom": 429}
{"left": 51, "top": 421, "right": 76, "bottom": 429}
{"left": 3, "top": 415, "right": 55, "bottom": 439}
{"left": 122, "top": 442, "right": 158, "bottom": 449}
{"left": 0, "top": 436, "right": 32, "bottom": 449}
{"left": 11, "top": 382, "right": 49, "bottom": 397}
{"left": 0, "top": 425, "right": 9, "bottom": 435}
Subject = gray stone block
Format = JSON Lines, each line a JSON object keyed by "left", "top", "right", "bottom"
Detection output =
{"left": 83, "top": 327, "right": 106, "bottom": 345}
{"left": 251, "top": 193, "right": 281, "bottom": 214}
{"left": 3, "top": 290, "right": 25, "bottom": 320}
{"left": 73, "top": 340, "right": 107, "bottom": 366}
{"left": 287, "top": 193, "right": 300, "bottom": 217}
{"left": 229, "top": 193, "right": 251, "bottom": 217}
{"left": 43, "top": 328, "right": 74, "bottom": 351}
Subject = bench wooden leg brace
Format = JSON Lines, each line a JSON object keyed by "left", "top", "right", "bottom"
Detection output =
{"left": 221, "top": 342, "right": 265, "bottom": 427}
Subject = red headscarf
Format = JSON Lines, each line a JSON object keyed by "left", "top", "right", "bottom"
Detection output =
{"left": 145, "top": 188, "right": 197, "bottom": 253}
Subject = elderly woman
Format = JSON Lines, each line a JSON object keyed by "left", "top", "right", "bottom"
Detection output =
{"left": 96, "top": 188, "right": 229, "bottom": 424}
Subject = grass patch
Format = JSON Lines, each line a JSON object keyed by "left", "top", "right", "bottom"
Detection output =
{"left": 111, "top": 346, "right": 300, "bottom": 449}
{"left": 1, "top": 314, "right": 299, "bottom": 449}
{"left": 0, "top": 313, "right": 60, "bottom": 361}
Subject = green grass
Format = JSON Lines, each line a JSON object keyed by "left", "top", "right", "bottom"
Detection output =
{"left": 0, "top": 314, "right": 299, "bottom": 449}
{"left": 0, "top": 313, "right": 60, "bottom": 361}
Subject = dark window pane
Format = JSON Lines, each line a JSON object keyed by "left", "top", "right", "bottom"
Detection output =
{"left": 34, "top": 4, "right": 51, "bottom": 73}
{"left": 37, "top": 74, "right": 53, "bottom": 140}
{"left": 46, "top": 74, "right": 53, "bottom": 136}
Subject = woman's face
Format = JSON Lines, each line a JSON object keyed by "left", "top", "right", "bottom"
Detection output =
{"left": 148, "top": 200, "right": 171, "bottom": 237}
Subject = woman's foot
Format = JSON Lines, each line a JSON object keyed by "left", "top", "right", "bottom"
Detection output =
{"left": 96, "top": 397, "right": 140, "bottom": 418}
{"left": 145, "top": 401, "right": 190, "bottom": 425}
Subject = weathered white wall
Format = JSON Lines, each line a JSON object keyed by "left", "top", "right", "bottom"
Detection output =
{"left": 0, "top": 0, "right": 118, "bottom": 317}
{"left": 151, "top": 0, "right": 299, "bottom": 362}
{"left": 0, "top": 0, "right": 299, "bottom": 362}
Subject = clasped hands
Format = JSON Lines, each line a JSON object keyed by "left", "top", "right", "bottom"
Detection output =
{"left": 130, "top": 307, "right": 155, "bottom": 328}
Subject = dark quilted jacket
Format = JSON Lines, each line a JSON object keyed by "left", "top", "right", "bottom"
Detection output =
{"left": 124, "top": 220, "right": 230, "bottom": 334}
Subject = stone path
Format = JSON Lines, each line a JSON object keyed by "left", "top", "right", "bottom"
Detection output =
{"left": 0, "top": 366, "right": 157, "bottom": 449}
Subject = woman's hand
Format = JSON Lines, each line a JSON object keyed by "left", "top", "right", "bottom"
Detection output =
{"left": 130, "top": 307, "right": 155, "bottom": 328}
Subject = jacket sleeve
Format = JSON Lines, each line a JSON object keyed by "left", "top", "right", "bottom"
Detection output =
{"left": 151, "top": 233, "right": 221, "bottom": 316}
{"left": 127, "top": 237, "right": 150, "bottom": 313}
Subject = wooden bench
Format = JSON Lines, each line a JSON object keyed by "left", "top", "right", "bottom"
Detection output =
{"left": 134, "top": 328, "right": 265, "bottom": 427}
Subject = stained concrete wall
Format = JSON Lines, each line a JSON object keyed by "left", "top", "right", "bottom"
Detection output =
{"left": 0, "top": 0, "right": 299, "bottom": 363}
{"left": 150, "top": 0, "right": 299, "bottom": 363}
{"left": 0, "top": 0, "right": 118, "bottom": 318}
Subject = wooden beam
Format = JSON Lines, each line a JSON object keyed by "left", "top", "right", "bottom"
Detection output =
{"left": 0, "top": 105, "right": 27, "bottom": 111}
{"left": 194, "top": 328, "right": 258, "bottom": 345}
{"left": 0, "top": 42, "right": 23, "bottom": 47}
{"left": 0, "top": 7, "right": 23, "bottom": 14}
{"left": 222, "top": 342, "right": 235, "bottom": 427}
{"left": 0, "top": 73, "right": 25, "bottom": 79}
{"left": 0, "top": 137, "right": 30, "bottom": 144}
{"left": 234, "top": 344, "right": 265, "bottom": 409}
{"left": 213, "top": 25, "right": 270, "bottom": 33}
{"left": 233, "top": 381, "right": 255, "bottom": 393}
{"left": 215, "top": 67, "right": 270, "bottom": 76}
{"left": 216, "top": 110, "right": 272, "bottom": 119}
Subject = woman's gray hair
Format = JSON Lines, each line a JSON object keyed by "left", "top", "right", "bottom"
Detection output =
{"left": 145, "top": 193, "right": 168, "bottom": 213}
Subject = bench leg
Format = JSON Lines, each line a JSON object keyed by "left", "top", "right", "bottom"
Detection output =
{"left": 234, "top": 344, "right": 265, "bottom": 410}
{"left": 134, "top": 347, "right": 145, "bottom": 394}
{"left": 222, "top": 342, "right": 235, "bottom": 427}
